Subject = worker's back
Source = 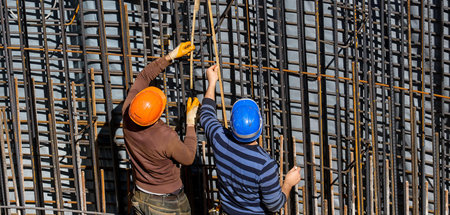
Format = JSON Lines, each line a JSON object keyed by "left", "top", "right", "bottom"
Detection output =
{"left": 200, "top": 98, "right": 286, "bottom": 214}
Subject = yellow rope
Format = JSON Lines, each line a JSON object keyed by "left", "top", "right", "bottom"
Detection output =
{"left": 64, "top": 4, "right": 80, "bottom": 26}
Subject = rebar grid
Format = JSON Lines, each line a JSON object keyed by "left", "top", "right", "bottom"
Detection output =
{"left": 0, "top": 0, "right": 449, "bottom": 214}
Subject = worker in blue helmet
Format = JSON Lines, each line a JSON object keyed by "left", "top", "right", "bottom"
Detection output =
{"left": 199, "top": 64, "right": 301, "bottom": 215}
{"left": 229, "top": 99, "right": 263, "bottom": 142}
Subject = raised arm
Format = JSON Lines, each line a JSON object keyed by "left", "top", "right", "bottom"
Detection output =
{"left": 166, "top": 97, "right": 200, "bottom": 165}
{"left": 122, "top": 57, "right": 170, "bottom": 114}
{"left": 200, "top": 65, "right": 223, "bottom": 140}
{"left": 122, "top": 42, "right": 195, "bottom": 114}
{"left": 204, "top": 64, "right": 218, "bottom": 100}
{"left": 164, "top": 125, "right": 198, "bottom": 165}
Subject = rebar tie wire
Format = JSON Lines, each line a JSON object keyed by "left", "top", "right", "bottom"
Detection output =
{"left": 8, "top": 0, "right": 79, "bottom": 25}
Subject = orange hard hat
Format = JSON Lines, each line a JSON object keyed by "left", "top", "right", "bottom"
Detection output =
{"left": 129, "top": 87, "right": 166, "bottom": 126}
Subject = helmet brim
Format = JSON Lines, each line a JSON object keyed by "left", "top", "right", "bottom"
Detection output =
{"left": 231, "top": 123, "right": 263, "bottom": 143}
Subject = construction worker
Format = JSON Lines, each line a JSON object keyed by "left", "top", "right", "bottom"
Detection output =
{"left": 199, "top": 64, "right": 301, "bottom": 214}
{"left": 122, "top": 42, "right": 199, "bottom": 214}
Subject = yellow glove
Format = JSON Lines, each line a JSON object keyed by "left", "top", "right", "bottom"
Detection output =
{"left": 168, "top": 42, "right": 195, "bottom": 61}
{"left": 186, "top": 97, "right": 200, "bottom": 126}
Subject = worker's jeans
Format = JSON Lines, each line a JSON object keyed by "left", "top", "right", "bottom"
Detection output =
{"left": 131, "top": 189, "right": 191, "bottom": 215}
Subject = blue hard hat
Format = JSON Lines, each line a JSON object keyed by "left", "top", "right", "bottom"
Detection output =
{"left": 230, "top": 99, "right": 263, "bottom": 143}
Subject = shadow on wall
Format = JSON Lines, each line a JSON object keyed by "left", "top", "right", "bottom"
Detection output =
{"left": 97, "top": 101, "right": 130, "bottom": 213}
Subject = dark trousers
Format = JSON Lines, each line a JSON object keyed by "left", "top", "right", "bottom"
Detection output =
{"left": 131, "top": 189, "right": 191, "bottom": 215}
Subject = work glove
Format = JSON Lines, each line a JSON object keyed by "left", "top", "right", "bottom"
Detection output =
{"left": 186, "top": 97, "right": 200, "bottom": 126}
{"left": 168, "top": 42, "right": 195, "bottom": 61}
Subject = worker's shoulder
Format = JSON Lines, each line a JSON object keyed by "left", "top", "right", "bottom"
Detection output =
{"left": 240, "top": 145, "right": 274, "bottom": 166}
{"left": 124, "top": 119, "right": 179, "bottom": 140}
{"left": 254, "top": 149, "right": 277, "bottom": 167}
{"left": 152, "top": 120, "right": 179, "bottom": 135}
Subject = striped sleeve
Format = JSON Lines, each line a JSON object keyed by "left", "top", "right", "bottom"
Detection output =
{"left": 199, "top": 98, "right": 223, "bottom": 143}
{"left": 259, "top": 160, "right": 286, "bottom": 212}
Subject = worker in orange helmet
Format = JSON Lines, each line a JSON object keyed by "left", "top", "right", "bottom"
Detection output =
{"left": 122, "top": 42, "right": 199, "bottom": 214}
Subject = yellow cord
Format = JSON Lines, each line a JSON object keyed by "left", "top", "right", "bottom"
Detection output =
{"left": 64, "top": 4, "right": 80, "bottom": 26}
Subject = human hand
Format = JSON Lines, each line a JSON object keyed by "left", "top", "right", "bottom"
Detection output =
{"left": 206, "top": 64, "right": 219, "bottom": 84}
{"left": 284, "top": 166, "right": 301, "bottom": 187}
{"left": 168, "top": 42, "right": 195, "bottom": 61}
{"left": 186, "top": 97, "right": 200, "bottom": 126}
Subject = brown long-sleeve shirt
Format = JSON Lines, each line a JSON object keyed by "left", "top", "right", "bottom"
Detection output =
{"left": 122, "top": 57, "right": 197, "bottom": 194}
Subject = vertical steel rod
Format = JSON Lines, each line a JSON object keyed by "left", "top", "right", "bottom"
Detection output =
{"left": 57, "top": 0, "right": 82, "bottom": 209}
{"left": 385, "top": 159, "right": 390, "bottom": 215}
{"left": 79, "top": 0, "right": 101, "bottom": 210}
{"left": 332, "top": 0, "right": 344, "bottom": 213}
{"left": 369, "top": 71, "right": 380, "bottom": 215}
{"left": 352, "top": 61, "right": 363, "bottom": 214}
{"left": 29, "top": 78, "right": 44, "bottom": 215}
{"left": 207, "top": 0, "right": 227, "bottom": 128}
{"left": 0, "top": 108, "right": 10, "bottom": 215}
{"left": 253, "top": 0, "right": 265, "bottom": 144}
{"left": 189, "top": 0, "right": 200, "bottom": 89}
{"left": 419, "top": 0, "right": 427, "bottom": 213}
{"left": 13, "top": 1, "right": 29, "bottom": 211}
{"left": 101, "top": 169, "right": 106, "bottom": 213}
{"left": 406, "top": 180, "right": 410, "bottom": 214}
{"left": 13, "top": 77, "right": 24, "bottom": 214}
{"left": 48, "top": 79, "right": 63, "bottom": 213}
{"left": 329, "top": 145, "right": 335, "bottom": 215}
{"left": 95, "top": 0, "right": 121, "bottom": 211}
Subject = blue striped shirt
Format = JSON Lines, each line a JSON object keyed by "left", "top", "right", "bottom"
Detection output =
{"left": 200, "top": 98, "right": 286, "bottom": 214}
